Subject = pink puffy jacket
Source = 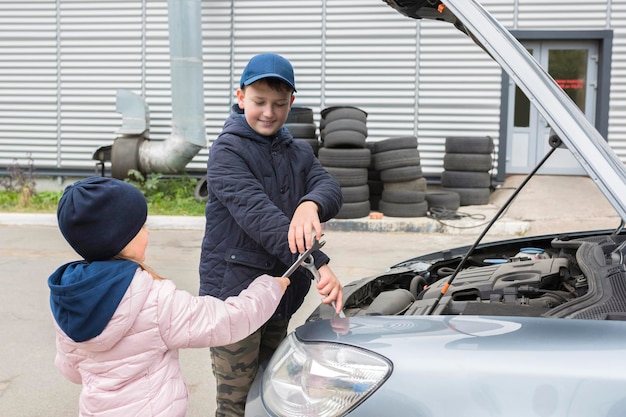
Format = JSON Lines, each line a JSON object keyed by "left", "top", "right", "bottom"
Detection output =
{"left": 53, "top": 269, "right": 283, "bottom": 417}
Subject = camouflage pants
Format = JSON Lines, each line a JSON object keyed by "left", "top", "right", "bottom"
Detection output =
{"left": 210, "top": 319, "right": 289, "bottom": 417}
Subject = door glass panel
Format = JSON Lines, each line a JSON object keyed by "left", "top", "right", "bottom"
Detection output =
{"left": 548, "top": 49, "right": 588, "bottom": 112}
{"left": 513, "top": 85, "right": 530, "bottom": 127}
{"left": 513, "top": 48, "right": 533, "bottom": 128}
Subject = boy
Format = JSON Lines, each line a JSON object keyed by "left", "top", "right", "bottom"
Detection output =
{"left": 199, "top": 53, "right": 344, "bottom": 416}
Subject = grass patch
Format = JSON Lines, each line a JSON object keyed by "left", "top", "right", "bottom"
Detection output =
{"left": 0, "top": 190, "right": 65, "bottom": 213}
{"left": 0, "top": 171, "right": 206, "bottom": 216}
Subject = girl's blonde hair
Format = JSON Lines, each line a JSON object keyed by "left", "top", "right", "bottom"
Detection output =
{"left": 113, "top": 255, "right": 165, "bottom": 280}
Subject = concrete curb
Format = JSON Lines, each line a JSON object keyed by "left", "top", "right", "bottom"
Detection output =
{"left": 0, "top": 213, "right": 206, "bottom": 231}
{"left": 0, "top": 213, "right": 58, "bottom": 227}
{"left": 0, "top": 211, "right": 529, "bottom": 235}
{"left": 324, "top": 215, "right": 529, "bottom": 235}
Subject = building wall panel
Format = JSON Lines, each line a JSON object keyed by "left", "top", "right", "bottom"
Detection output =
{"left": 0, "top": 0, "right": 622, "bottom": 180}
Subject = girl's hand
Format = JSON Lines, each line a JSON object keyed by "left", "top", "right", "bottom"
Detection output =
{"left": 274, "top": 277, "right": 291, "bottom": 293}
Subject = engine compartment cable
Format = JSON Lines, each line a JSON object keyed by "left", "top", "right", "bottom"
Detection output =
{"left": 427, "top": 207, "right": 488, "bottom": 229}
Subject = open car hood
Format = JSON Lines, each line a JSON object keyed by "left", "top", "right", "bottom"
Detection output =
{"left": 384, "top": 0, "right": 626, "bottom": 221}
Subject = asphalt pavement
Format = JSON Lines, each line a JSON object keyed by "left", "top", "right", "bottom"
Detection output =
{"left": 0, "top": 174, "right": 620, "bottom": 417}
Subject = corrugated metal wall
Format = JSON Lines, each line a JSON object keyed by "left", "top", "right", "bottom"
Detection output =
{"left": 0, "top": 0, "right": 623, "bottom": 177}
{"left": 0, "top": 1, "right": 149, "bottom": 172}
{"left": 0, "top": 1, "right": 61, "bottom": 169}
{"left": 608, "top": 0, "right": 626, "bottom": 161}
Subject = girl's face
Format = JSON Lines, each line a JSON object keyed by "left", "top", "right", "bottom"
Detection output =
{"left": 119, "top": 225, "right": 149, "bottom": 262}
{"left": 236, "top": 81, "right": 294, "bottom": 136}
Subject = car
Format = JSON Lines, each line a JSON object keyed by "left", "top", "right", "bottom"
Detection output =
{"left": 245, "top": 1, "right": 626, "bottom": 416}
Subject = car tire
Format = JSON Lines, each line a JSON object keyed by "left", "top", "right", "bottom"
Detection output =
{"left": 441, "top": 170, "right": 491, "bottom": 188}
{"left": 441, "top": 186, "right": 491, "bottom": 206}
{"left": 371, "top": 135, "right": 418, "bottom": 153}
{"left": 194, "top": 174, "right": 209, "bottom": 202}
{"left": 425, "top": 190, "right": 461, "bottom": 211}
{"left": 374, "top": 148, "right": 421, "bottom": 171}
{"left": 381, "top": 189, "right": 426, "bottom": 204}
{"left": 295, "top": 138, "right": 320, "bottom": 156}
{"left": 379, "top": 200, "right": 428, "bottom": 217}
{"left": 322, "top": 118, "right": 368, "bottom": 136}
{"left": 341, "top": 184, "right": 370, "bottom": 203}
{"left": 325, "top": 167, "right": 368, "bottom": 187}
{"left": 380, "top": 165, "right": 423, "bottom": 182}
{"left": 443, "top": 153, "right": 493, "bottom": 172}
{"left": 336, "top": 200, "right": 371, "bottom": 219}
{"left": 445, "top": 136, "right": 494, "bottom": 154}
{"left": 384, "top": 177, "right": 428, "bottom": 192}
{"left": 286, "top": 107, "right": 314, "bottom": 124}
{"left": 321, "top": 106, "right": 368, "bottom": 123}
{"left": 318, "top": 147, "right": 371, "bottom": 168}
{"left": 323, "top": 130, "right": 367, "bottom": 148}
{"left": 285, "top": 123, "right": 317, "bottom": 138}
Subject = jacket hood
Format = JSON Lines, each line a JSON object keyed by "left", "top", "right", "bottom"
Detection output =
{"left": 48, "top": 259, "right": 138, "bottom": 343}
{"left": 225, "top": 104, "right": 293, "bottom": 146}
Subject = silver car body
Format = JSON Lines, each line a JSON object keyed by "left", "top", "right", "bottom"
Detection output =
{"left": 245, "top": 1, "right": 626, "bottom": 416}
{"left": 248, "top": 316, "right": 626, "bottom": 416}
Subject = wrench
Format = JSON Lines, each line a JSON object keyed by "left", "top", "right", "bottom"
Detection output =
{"left": 281, "top": 235, "right": 345, "bottom": 317}
{"left": 302, "top": 254, "right": 346, "bottom": 318}
{"left": 282, "top": 235, "right": 325, "bottom": 278}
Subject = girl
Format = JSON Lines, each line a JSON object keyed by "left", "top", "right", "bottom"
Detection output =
{"left": 48, "top": 176, "right": 290, "bottom": 417}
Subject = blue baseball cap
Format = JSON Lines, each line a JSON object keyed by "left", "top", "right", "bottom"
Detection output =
{"left": 240, "top": 53, "right": 297, "bottom": 92}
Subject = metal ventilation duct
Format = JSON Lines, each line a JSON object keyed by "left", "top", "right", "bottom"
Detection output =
{"left": 111, "top": 0, "right": 206, "bottom": 179}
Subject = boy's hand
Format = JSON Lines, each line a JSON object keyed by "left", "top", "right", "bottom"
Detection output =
{"left": 315, "top": 264, "right": 344, "bottom": 314}
{"left": 288, "top": 201, "right": 322, "bottom": 254}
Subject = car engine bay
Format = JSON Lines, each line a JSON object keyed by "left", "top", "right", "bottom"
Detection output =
{"left": 308, "top": 232, "right": 626, "bottom": 322}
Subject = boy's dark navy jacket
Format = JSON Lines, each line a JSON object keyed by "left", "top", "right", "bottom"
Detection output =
{"left": 199, "top": 105, "right": 343, "bottom": 321}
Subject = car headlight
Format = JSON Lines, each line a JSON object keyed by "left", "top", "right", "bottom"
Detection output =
{"left": 261, "top": 332, "right": 391, "bottom": 416}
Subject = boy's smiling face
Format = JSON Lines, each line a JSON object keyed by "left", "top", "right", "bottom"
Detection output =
{"left": 236, "top": 79, "right": 295, "bottom": 136}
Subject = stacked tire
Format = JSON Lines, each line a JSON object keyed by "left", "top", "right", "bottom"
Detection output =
{"left": 425, "top": 190, "right": 461, "bottom": 213}
{"left": 318, "top": 106, "right": 371, "bottom": 219}
{"left": 285, "top": 106, "right": 319, "bottom": 156}
{"left": 320, "top": 106, "right": 368, "bottom": 148}
{"left": 371, "top": 135, "right": 428, "bottom": 218}
{"left": 441, "top": 136, "right": 494, "bottom": 206}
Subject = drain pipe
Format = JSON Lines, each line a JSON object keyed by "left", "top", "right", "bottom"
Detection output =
{"left": 111, "top": 0, "right": 206, "bottom": 178}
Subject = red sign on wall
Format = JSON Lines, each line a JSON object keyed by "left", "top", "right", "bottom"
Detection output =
{"left": 555, "top": 79, "right": 584, "bottom": 89}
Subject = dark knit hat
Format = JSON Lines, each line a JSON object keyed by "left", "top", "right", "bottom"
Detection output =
{"left": 240, "top": 53, "right": 297, "bottom": 92}
{"left": 57, "top": 176, "right": 147, "bottom": 262}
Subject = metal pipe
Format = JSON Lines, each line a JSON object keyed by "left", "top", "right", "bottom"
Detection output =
{"left": 169, "top": 0, "right": 206, "bottom": 147}
{"left": 137, "top": 0, "right": 206, "bottom": 174}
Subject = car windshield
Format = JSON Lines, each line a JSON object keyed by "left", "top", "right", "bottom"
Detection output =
{"left": 384, "top": 0, "right": 626, "bottom": 224}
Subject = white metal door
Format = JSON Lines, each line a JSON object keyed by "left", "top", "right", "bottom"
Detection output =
{"left": 506, "top": 41, "right": 598, "bottom": 175}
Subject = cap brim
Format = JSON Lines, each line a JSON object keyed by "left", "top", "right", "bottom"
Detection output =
{"left": 242, "top": 73, "right": 297, "bottom": 92}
